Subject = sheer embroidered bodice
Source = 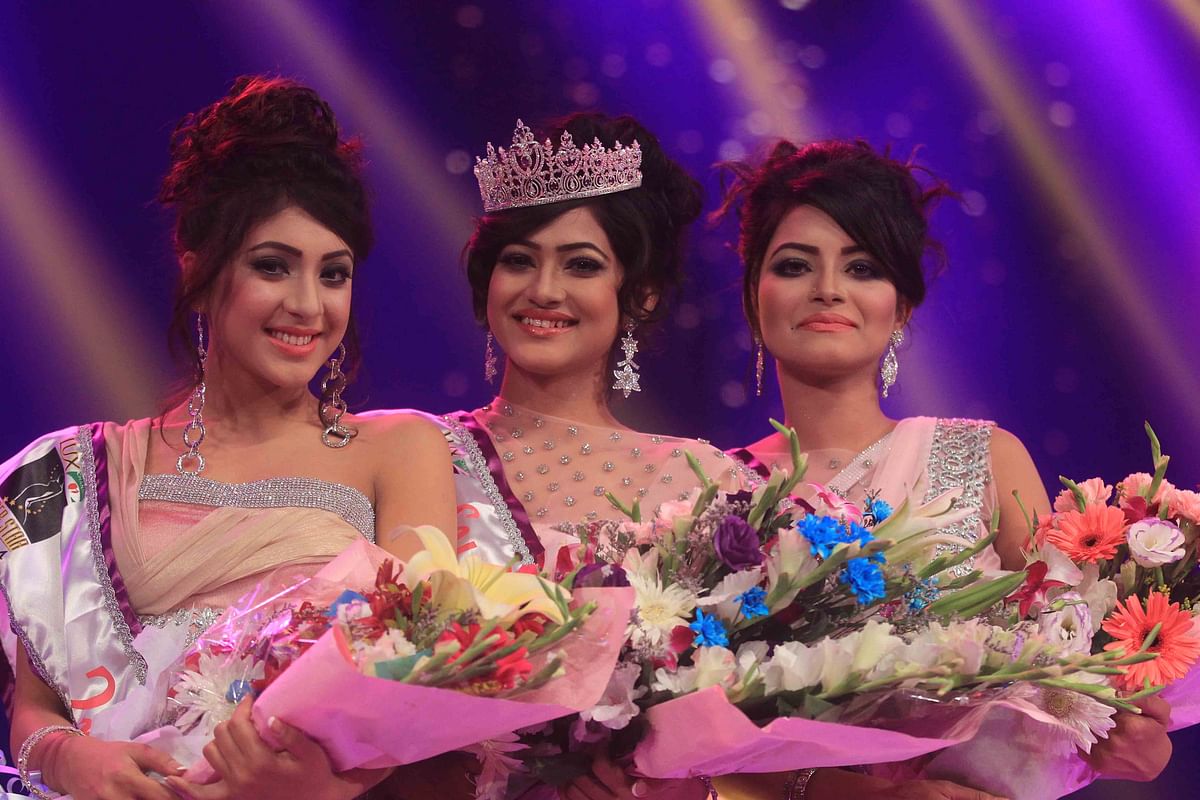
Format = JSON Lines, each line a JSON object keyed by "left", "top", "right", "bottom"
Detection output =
{"left": 412, "top": 399, "right": 759, "bottom": 570}
{"left": 473, "top": 398, "right": 750, "bottom": 524}
{"left": 739, "top": 417, "right": 999, "bottom": 573}
{"left": 105, "top": 420, "right": 376, "bottom": 620}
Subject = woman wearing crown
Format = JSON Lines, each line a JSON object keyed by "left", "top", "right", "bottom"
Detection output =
{"left": 0, "top": 77, "right": 458, "bottom": 800}
{"left": 360, "top": 114, "right": 754, "bottom": 799}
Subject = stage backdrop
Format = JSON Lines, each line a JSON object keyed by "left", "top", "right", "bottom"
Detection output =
{"left": 0, "top": 3, "right": 1196, "bottom": 797}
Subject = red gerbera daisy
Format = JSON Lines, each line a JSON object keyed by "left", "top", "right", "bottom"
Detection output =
{"left": 1045, "top": 505, "right": 1127, "bottom": 563}
{"left": 1102, "top": 593, "right": 1200, "bottom": 691}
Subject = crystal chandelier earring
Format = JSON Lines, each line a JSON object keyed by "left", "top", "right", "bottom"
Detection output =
{"left": 880, "top": 329, "right": 904, "bottom": 398}
{"left": 176, "top": 314, "right": 208, "bottom": 476}
{"left": 754, "top": 336, "right": 765, "bottom": 397}
{"left": 484, "top": 330, "right": 498, "bottom": 384}
{"left": 612, "top": 321, "right": 642, "bottom": 398}
{"left": 320, "top": 343, "right": 355, "bottom": 447}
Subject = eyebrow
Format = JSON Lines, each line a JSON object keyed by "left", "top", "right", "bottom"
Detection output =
{"left": 768, "top": 242, "right": 866, "bottom": 260}
{"left": 509, "top": 239, "right": 609, "bottom": 259}
{"left": 248, "top": 241, "right": 353, "bottom": 261}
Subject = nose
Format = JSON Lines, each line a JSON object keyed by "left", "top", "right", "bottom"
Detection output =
{"left": 282, "top": 273, "right": 322, "bottom": 319}
{"left": 527, "top": 264, "right": 566, "bottom": 306}
{"left": 810, "top": 265, "right": 845, "bottom": 305}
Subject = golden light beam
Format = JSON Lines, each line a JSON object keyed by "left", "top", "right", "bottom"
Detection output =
{"left": 691, "top": 0, "right": 813, "bottom": 142}
{"left": 227, "top": 0, "right": 477, "bottom": 263}
{"left": 0, "top": 89, "right": 164, "bottom": 419}
{"left": 1164, "top": 0, "right": 1200, "bottom": 43}
{"left": 925, "top": 0, "right": 1200, "bottom": 441}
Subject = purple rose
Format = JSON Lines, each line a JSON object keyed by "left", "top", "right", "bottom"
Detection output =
{"left": 713, "top": 515, "right": 764, "bottom": 571}
{"left": 575, "top": 562, "right": 630, "bottom": 588}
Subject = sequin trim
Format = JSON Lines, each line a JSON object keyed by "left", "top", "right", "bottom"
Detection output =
{"left": 924, "top": 418, "right": 995, "bottom": 576}
{"left": 139, "top": 474, "right": 375, "bottom": 542}
{"left": 139, "top": 606, "right": 224, "bottom": 650}
{"left": 81, "top": 425, "right": 148, "bottom": 684}
{"left": 442, "top": 416, "right": 534, "bottom": 566}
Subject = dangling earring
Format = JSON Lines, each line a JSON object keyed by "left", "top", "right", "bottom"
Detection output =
{"left": 484, "top": 330, "right": 498, "bottom": 384}
{"left": 881, "top": 329, "right": 904, "bottom": 398}
{"left": 177, "top": 314, "right": 208, "bottom": 476}
{"left": 753, "top": 336, "right": 765, "bottom": 397}
{"left": 320, "top": 342, "right": 355, "bottom": 448}
{"left": 612, "top": 321, "right": 642, "bottom": 398}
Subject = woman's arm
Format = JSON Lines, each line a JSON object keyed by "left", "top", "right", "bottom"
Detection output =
{"left": 369, "top": 413, "right": 459, "bottom": 557}
{"left": 12, "top": 641, "right": 180, "bottom": 799}
{"left": 989, "top": 427, "right": 1051, "bottom": 572}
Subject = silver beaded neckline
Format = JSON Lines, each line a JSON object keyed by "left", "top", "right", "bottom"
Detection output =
{"left": 139, "top": 473, "right": 375, "bottom": 540}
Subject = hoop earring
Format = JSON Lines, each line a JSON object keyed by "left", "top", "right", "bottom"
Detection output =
{"left": 484, "top": 330, "right": 498, "bottom": 385}
{"left": 176, "top": 314, "right": 208, "bottom": 476}
{"left": 320, "top": 343, "right": 355, "bottom": 448}
{"left": 612, "top": 321, "right": 642, "bottom": 398}
{"left": 881, "top": 329, "right": 904, "bottom": 398}
{"left": 754, "top": 337, "right": 765, "bottom": 397}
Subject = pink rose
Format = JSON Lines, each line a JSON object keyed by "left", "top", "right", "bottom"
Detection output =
{"left": 1119, "top": 472, "right": 1176, "bottom": 507}
{"left": 1168, "top": 490, "right": 1200, "bottom": 525}
{"left": 1126, "top": 519, "right": 1185, "bottom": 567}
{"left": 1054, "top": 477, "right": 1114, "bottom": 512}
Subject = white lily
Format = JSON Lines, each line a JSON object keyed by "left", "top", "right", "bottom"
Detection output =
{"left": 398, "top": 526, "right": 566, "bottom": 623}
{"left": 873, "top": 487, "right": 974, "bottom": 566}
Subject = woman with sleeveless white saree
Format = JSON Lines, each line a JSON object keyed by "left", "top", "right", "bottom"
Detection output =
{"left": 0, "top": 77, "right": 456, "bottom": 800}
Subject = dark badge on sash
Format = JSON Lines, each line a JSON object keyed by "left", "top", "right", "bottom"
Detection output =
{"left": 0, "top": 447, "right": 68, "bottom": 550}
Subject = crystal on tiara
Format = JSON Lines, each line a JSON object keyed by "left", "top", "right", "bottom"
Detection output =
{"left": 474, "top": 119, "right": 643, "bottom": 212}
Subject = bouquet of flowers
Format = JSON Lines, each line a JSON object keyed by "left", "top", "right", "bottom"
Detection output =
{"left": 143, "top": 529, "right": 633, "bottom": 785}
{"left": 488, "top": 423, "right": 1151, "bottom": 792}
{"left": 879, "top": 424, "right": 1200, "bottom": 800}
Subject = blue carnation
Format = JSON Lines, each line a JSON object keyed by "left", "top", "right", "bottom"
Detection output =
{"left": 839, "top": 558, "right": 886, "bottom": 604}
{"left": 689, "top": 609, "right": 730, "bottom": 647}
{"left": 846, "top": 521, "right": 874, "bottom": 548}
{"left": 736, "top": 586, "right": 769, "bottom": 620}
{"left": 866, "top": 498, "right": 893, "bottom": 526}
{"left": 796, "top": 514, "right": 846, "bottom": 559}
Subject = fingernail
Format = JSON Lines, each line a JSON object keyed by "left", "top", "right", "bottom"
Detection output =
{"left": 268, "top": 715, "right": 282, "bottom": 732}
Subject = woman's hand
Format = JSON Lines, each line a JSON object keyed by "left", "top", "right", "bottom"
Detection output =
{"left": 45, "top": 735, "right": 183, "bottom": 800}
{"left": 808, "top": 769, "right": 1009, "bottom": 800}
{"left": 1081, "top": 695, "right": 1172, "bottom": 781}
{"left": 166, "top": 698, "right": 388, "bottom": 800}
{"left": 560, "top": 753, "right": 707, "bottom": 800}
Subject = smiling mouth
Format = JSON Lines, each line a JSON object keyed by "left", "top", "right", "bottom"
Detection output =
{"left": 515, "top": 316, "right": 578, "bottom": 330}
{"left": 267, "top": 330, "right": 317, "bottom": 346}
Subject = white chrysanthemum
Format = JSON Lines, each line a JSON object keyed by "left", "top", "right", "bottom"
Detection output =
{"left": 353, "top": 627, "right": 419, "bottom": 668}
{"left": 173, "top": 651, "right": 265, "bottom": 734}
{"left": 627, "top": 572, "right": 697, "bottom": 648}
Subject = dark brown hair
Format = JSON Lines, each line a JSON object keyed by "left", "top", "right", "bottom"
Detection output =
{"left": 714, "top": 139, "right": 954, "bottom": 337}
{"left": 465, "top": 112, "right": 703, "bottom": 329}
{"left": 158, "top": 75, "right": 372, "bottom": 390}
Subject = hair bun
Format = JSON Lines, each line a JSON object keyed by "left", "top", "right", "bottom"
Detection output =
{"left": 160, "top": 75, "right": 360, "bottom": 205}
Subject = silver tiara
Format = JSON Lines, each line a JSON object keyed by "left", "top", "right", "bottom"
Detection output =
{"left": 473, "top": 119, "right": 643, "bottom": 213}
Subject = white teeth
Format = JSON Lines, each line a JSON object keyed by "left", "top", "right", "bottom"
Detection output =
{"left": 520, "top": 317, "right": 571, "bottom": 329}
{"left": 270, "top": 330, "right": 314, "bottom": 346}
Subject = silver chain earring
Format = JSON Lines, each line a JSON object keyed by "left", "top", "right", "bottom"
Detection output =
{"left": 320, "top": 343, "right": 355, "bottom": 448}
{"left": 177, "top": 314, "right": 208, "bottom": 476}
{"left": 754, "top": 337, "right": 765, "bottom": 397}
{"left": 612, "top": 321, "right": 642, "bottom": 398}
{"left": 484, "top": 330, "right": 498, "bottom": 384}
{"left": 881, "top": 329, "right": 904, "bottom": 398}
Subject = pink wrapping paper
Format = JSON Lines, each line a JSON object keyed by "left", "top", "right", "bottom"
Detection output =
{"left": 236, "top": 584, "right": 633, "bottom": 772}
{"left": 632, "top": 683, "right": 1091, "bottom": 782}
{"left": 633, "top": 686, "right": 966, "bottom": 778}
